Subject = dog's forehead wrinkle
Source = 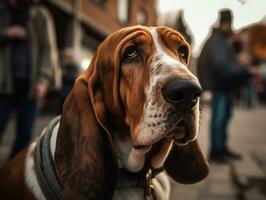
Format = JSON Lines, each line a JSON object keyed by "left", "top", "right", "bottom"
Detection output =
{"left": 148, "top": 29, "right": 194, "bottom": 80}
{"left": 149, "top": 27, "right": 173, "bottom": 58}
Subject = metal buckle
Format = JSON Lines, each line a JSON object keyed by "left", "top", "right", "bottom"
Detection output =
{"left": 144, "top": 168, "right": 156, "bottom": 200}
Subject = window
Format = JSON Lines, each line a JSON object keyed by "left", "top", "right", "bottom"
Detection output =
{"left": 137, "top": 10, "right": 147, "bottom": 25}
{"left": 92, "top": 0, "right": 106, "bottom": 5}
{"left": 118, "top": 0, "right": 129, "bottom": 24}
{"left": 94, "top": 0, "right": 106, "bottom": 3}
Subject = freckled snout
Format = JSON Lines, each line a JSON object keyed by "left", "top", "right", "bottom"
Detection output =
{"left": 162, "top": 78, "right": 202, "bottom": 109}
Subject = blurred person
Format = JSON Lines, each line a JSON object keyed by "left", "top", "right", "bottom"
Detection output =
{"left": 197, "top": 9, "right": 256, "bottom": 162}
{"left": 239, "top": 53, "right": 257, "bottom": 108}
{"left": 235, "top": 32, "right": 257, "bottom": 108}
{"left": 0, "top": 0, "right": 58, "bottom": 158}
{"left": 257, "top": 62, "right": 266, "bottom": 103}
{"left": 175, "top": 10, "right": 194, "bottom": 46}
{"left": 58, "top": 48, "right": 79, "bottom": 114}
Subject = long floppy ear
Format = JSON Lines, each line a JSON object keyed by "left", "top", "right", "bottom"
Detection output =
{"left": 164, "top": 140, "right": 209, "bottom": 184}
{"left": 55, "top": 53, "right": 118, "bottom": 199}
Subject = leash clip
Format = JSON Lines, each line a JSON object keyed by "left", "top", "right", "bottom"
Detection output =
{"left": 144, "top": 168, "right": 156, "bottom": 200}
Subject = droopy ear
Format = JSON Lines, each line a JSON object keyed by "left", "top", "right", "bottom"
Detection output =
{"left": 87, "top": 54, "right": 119, "bottom": 197}
{"left": 55, "top": 54, "right": 118, "bottom": 199}
{"left": 164, "top": 140, "right": 209, "bottom": 184}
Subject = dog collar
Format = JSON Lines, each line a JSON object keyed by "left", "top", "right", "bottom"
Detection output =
{"left": 34, "top": 116, "right": 63, "bottom": 200}
{"left": 118, "top": 165, "right": 164, "bottom": 200}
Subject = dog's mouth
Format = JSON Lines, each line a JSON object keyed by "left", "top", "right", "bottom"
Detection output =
{"left": 166, "top": 120, "right": 192, "bottom": 147}
{"left": 133, "top": 118, "right": 196, "bottom": 151}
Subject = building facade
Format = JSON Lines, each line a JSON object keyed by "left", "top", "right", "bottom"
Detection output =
{"left": 41, "top": 0, "right": 157, "bottom": 69}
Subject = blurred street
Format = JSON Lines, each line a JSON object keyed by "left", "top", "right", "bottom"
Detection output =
{"left": 0, "top": 104, "right": 266, "bottom": 199}
{"left": 0, "top": 1, "right": 265, "bottom": 199}
{"left": 171, "top": 104, "right": 266, "bottom": 200}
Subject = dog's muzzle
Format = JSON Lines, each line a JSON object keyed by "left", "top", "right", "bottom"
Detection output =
{"left": 162, "top": 78, "right": 202, "bottom": 109}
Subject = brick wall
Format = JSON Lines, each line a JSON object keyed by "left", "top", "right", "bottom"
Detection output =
{"left": 60, "top": 0, "right": 157, "bottom": 35}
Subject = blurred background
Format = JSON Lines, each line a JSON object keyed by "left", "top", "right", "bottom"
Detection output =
{"left": 0, "top": 0, "right": 266, "bottom": 199}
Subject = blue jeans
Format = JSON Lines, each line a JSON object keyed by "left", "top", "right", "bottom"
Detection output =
{"left": 210, "top": 91, "right": 233, "bottom": 155}
{"left": 244, "top": 79, "right": 255, "bottom": 108}
{"left": 0, "top": 79, "right": 39, "bottom": 158}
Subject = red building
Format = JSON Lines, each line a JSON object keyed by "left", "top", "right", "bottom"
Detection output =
{"left": 41, "top": 0, "right": 157, "bottom": 69}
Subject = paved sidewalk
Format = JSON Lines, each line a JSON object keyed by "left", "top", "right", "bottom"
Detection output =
{"left": 0, "top": 114, "right": 54, "bottom": 165}
{"left": 0, "top": 105, "right": 266, "bottom": 199}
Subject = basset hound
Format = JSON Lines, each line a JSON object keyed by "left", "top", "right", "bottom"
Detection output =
{"left": 0, "top": 25, "right": 209, "bottom": 200}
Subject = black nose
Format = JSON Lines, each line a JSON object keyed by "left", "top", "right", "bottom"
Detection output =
{"left": 162, "top": 78, "right": 202, "bottom": 108}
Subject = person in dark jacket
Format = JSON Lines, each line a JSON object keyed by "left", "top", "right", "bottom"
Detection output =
{"left": 0, "top": 0, "right": 59, "bottom": 159}
{"left": 197, "top": 9, "right": 254, "bottom": 162}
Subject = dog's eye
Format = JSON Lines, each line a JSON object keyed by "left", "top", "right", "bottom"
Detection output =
{"left": 123, "top": 46, "right": 140, "bottom": 62}
{"left": 178, "top": 45, "right": 188, "bottom": 60}
{"left": 126, "top": 47, "right": 138, "bottom": 58}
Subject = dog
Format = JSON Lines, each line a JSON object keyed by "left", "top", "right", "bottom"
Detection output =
{"left": 0, "top": 25, "right": 209, "bottom": 200}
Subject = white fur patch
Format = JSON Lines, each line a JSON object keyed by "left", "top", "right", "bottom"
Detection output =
{"left": 151, "top": 171, "right": 171, "bottom": 200}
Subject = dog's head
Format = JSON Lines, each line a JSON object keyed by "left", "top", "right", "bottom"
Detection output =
{"left": 56, "top": 25, "right": 209, "bottom": 199}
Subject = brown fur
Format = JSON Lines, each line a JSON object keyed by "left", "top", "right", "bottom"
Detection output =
{"left": 0, "top": 149, "right": 35, "bottom": 199}
{"left": 164, "top": 140, "right": 209, "bottom": 184}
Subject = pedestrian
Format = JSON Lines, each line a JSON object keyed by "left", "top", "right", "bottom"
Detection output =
{"left": 197, "top": 9, "right": 256, "bottom": 162}
{"left": 58, "top": 48, "right": 79, "bottom": 114}
{"left": 0, "top": 0, "right": 58, "bottom": 159}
